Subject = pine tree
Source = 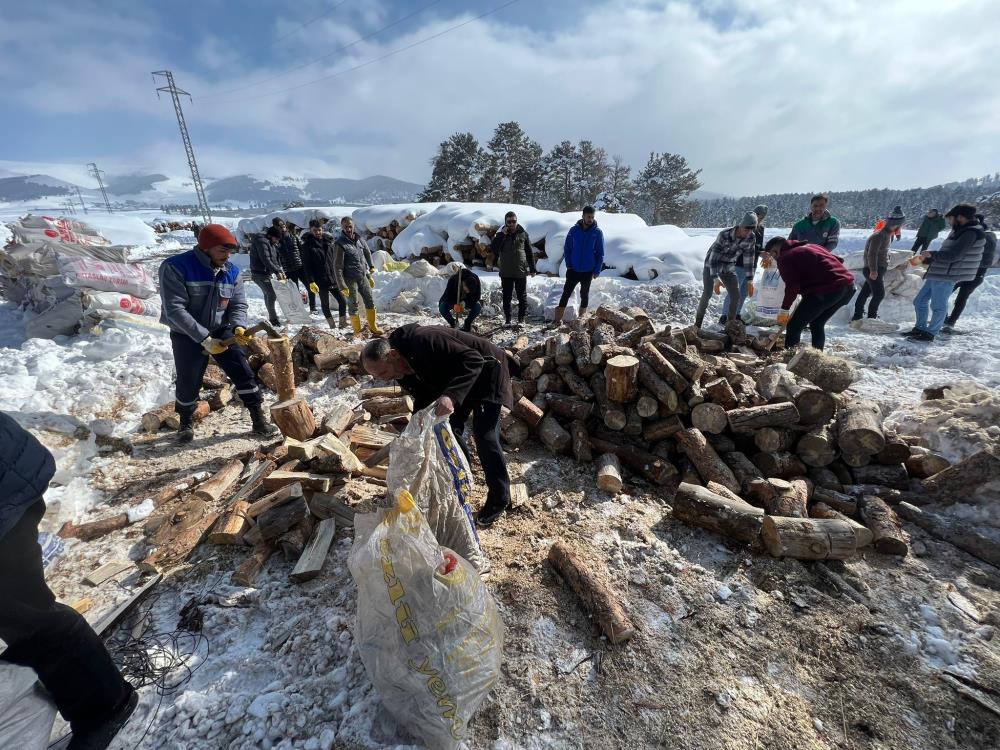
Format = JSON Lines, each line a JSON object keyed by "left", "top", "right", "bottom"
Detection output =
{"left": 542, "top": 140, "right": 578, "bottom": 211}
{"left": 483, "top": 121, "right": 537, "bottom": 203}
{"left": 574, "top": 140, "right": 610, "bottom": 207}
{"left": 633, "top": 152, "right": 702, "bottom": 225}
{"left": 514, "top": 140, "right": 546, "bottom": 206}
{"left": 419, "top": 132, "right": 486, "bottom": 202}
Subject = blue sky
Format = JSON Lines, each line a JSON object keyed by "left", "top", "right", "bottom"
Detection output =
{"left": 1, "top": 0, "right": 998, "bottom": 196}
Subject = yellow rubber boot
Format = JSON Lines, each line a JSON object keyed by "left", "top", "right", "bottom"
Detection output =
{"left": 366, "top": 308, "right": 384, "bottom": 336}
{"left": 349, "top": 314, "right": 363, "bottom": 335}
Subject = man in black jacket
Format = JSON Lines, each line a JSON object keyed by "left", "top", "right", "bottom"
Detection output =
{"left": 361, "top": 325, "right": 514, "bottom": 525}
{"left": 249, "top": 227, "right": 286, "bottom": 326}
{"left": 272, "top": 218, "right": 310, "bottom": 309}
{"left": 0, "top": 412, "right": 136, "bottom": 749}
{"left": 300, "top": 219, "right": 347, "bottom": 329}
{"left": 438, "top": 266, "right": 482, "bottom": 331}
{"left": 491, "top": 212, "right": 536, "bottom": 326}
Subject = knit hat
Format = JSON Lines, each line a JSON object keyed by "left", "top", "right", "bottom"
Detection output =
{"left": 944, "top": 204, "right": 977, "bottom": 220}
{"left": 885, "top": 205, "right": 905, "bottom": 226}
{"left": 739, "top": 211, "right": 759, "bottom": 228}
{"left": 197, "top": 224, "right": 238, "bottom": 250}
{"left": 753, "top": 204, "right": 768, "bottom": 218}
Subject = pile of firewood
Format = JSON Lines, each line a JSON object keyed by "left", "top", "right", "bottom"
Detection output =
{"left": 502, "top": 304, "right": 988, "bottom": 562}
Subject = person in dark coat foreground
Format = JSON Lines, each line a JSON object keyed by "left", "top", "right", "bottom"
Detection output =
{"left": 438, "top": 266, "right": 482, "bottom": 331}
{"left": 764, "top": 237, "right": 856, "bottom": 350}
{"left": 0, "top": 411, "right": 137, "bottom": 749}
{"left": 361, "top": 325, "right": 514, "bottom": 526}
{"left": 943, "top": 214, "right": 996, "bottom": 333}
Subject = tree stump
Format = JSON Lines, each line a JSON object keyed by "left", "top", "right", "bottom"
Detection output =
{"left": 270, "top": 398, "right": 317, "bottom": 442}
{"left": 605, "top": 355, "right": 640, "bottom": 403}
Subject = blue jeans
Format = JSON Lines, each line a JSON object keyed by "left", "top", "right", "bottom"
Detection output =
{"left": 913, "top": 279, "right": 954, "bottom": 335}
{"left": 721, "top": 266, "right": 749, "bottom": 321}
{"left": 439, "top": 299, "right": 481, "bottom": 330}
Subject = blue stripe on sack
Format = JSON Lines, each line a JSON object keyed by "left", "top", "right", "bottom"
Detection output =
{"left": 433, "top": 421, "right": 482, "bottom": 547}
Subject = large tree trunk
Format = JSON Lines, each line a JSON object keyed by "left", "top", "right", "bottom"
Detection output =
{"left": 895, "top": 502, "right": 1000, "bottom": 567}
{"left": 670, "top": 482, "right": 764, "bottom": 545}
{"left": 674, "top": 428, "right": 740, "bottom": 493}
{"left": 605, "top": 355, "right": 640, "bottom": 403}
{"left": 270, "top": 397, "right": 317, "bottom": 442}
{"left": 787, "top": 346, "right": 856, "bottom": 393}
{"left": 837, "top": 400, "right": 885, "bottom": 456}
{"left": 727, "top": 402, "right": 800, "bottom": 433}
{"left": 548, "top": 540, "right": 635, "bottom": 644}
{"left": 762, "top": 517, "right": 857, "bottom": 560}
{"left": 256, "top": 496, "right": 309, "bottom": 542}
{"left": 859, "top": 495, "right": 908, "bottom": 556}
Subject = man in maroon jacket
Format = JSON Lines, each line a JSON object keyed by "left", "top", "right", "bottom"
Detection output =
{"left": 764, "top": 237, "right": 856, "bottom": 350}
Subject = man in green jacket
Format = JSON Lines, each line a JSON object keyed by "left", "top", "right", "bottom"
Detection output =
{"left": 789, "top": 193, "right": 841, "bottom": 251}
{"left": 912, "top": 208, "right": 947, "bottom": 254}
{"left": 491, "top": 211, "right": 536, "bottom": 327}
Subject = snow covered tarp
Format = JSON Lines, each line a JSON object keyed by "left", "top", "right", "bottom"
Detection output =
{"left": 235, "top": 207, "right": 352, "bottom": 245}
{"left": 351, "top": 202, "right": 442, "bottom": 234}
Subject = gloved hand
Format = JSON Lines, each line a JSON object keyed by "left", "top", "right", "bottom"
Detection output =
{"left": 713, "top": 280, "right": 723, "bottom": 295}
{"left": 233, "top": 326, "right": 252, "bottom": 347}
{"left": 342, "top": 287, "right": 352, "bottom": 298}
{"left": 453, "top": 303, "right": 465, "bottom": 315}
{"left": 869, "top": 270, "right": 879, "bottom": 280}
{"left": 308, "top": 282, "right": 319, "bottom": 294}
{"left": 776, "top": 310, "right": 790, "bottom": 327}
{"left": 747, "top": 281, "right": 755, "bottom": 297}
{"left": 201, "top": 336, "right": 228, "bottom": 355}
{"left": 367, "top": 276, "right": 375, "bottom": 289}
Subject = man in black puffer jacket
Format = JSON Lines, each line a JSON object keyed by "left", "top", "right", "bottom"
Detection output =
{"left": 300, "top": 219, "right": 347, "bottom": 329}
{"left": 0, "top": 412, "right": 136, "bottom": 749}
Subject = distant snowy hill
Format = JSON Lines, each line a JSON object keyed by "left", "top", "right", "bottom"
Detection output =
{"left": 0, "top": 174, "right": 74, "bottom": 201}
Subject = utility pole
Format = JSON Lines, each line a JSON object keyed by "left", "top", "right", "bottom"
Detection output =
{"left": 152, "top": 70, "right": 212, "bottom": 224}
{"left": 61, "top": 200, "right": 77, "bottom": 215}
{"left": 87, "top": 162, "right": 113, "bottom": 214}
{"left": 74, "top": 185, "right": 88, "bottom": 214}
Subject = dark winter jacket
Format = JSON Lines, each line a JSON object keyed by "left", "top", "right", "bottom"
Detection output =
{"left": 789, "top": 211, "right": 841, "bottom": 251}
{"left": 776, "top": 241, "right": 855, "bottom": 310}
{"left": 491, "top": 225, "right": 536, "bottom": 279}
{"left": 705, "top": 227, "right": 757, "bottom": 276}
{"left": 0, "top": 411, "right": 56, "bottom": 540}
{"left": 916, "top": 214, "right": 948, "bottom": 240}
{"left": 563, "top": 221, "right": 605, "bottom": 275}
{"left": 389, "top": 324, "right": 513, "bottom": 411}
{"left": 300, "top": 232, "right": 338, "bottom": 287}
{"left": 334, "top": 231, "right": 374, "bottom": 288}
{"left": 278, "top": 232, "right": 303, "bottom": 273}
{"left": 924, "top": 222, "right": 986, "bottom": 284}
{"left": 249, "top": 234, "right": 284, "bottom": 277}
{"left": 159, "top": 248, "right": 248, "bottom": 341}
{"left": 754, "top": 224, "right": 765, "bottom": 256}
{"left": 439, "top": 268, "right": 482, "bottom": 309}
{"left": 979, "top": 231, "right": 997, "bottom": 277}
{"left": 863, "top": 227, "right": 893, "bottom": 270}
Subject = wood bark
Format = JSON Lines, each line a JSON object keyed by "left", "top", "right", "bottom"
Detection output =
{"left": 727, "top": 402, "right": 800, "bottom": 433}
{"left": 797, "top": 422, "right": 838, "bottom": 467}
{"left": 690, "top": 402, "right": 727, "bottom": 435}
{"left": 232, "top": 542, "right": 276, "bottom": 586}
{"left": 654, "top": 342, "right": 706, "bottom": 383}
{"left": 591, "top": 322, "right": 617, "bottom": 348}
{"left": 787, "top": 346, "right": 856, "bottom": 393}
{"left": 141, "top": 401, "right": 177, "bottom": 433}
{"left": 192, "top": 458, "right": 245, "bottom": 504}
{"left": 270, "top": 397, "right": 317, "bottom": 442}
{"left": 605, "top": 355, "right": 640, "bottom": 403}
{"left": 543, "top": 394, "right": 594, "bottom": 421}
{"left": 202, "top": 363, "right": 227, "bottom": 390}
{"left": 256, "top": 363, "right": 278, "bottom": 392}
{"left": 558, "top": 366, "right": 595, "bottom": 401}
{"left": 590, "top": 372, "right": 627, "bottom": 430}
{"left": 808, "top": 467, "right": 843, "bottom": 492}
{"left": 525, "top": 355, "right": 556, "bottom": 381}
{"left": 205, "top": 385, "right": 233, "bottom": 412}
{"left": 762, "top": 517, "right": 857, "bottom": 560}
{"left": 859, "top": 495, "right": 909, "bottom": 555}
{"left": 208, "top": 500, "right": 251, "bottom": 545}
{"left": 643, "top": 415, "right": 684, "bottom": 443}
{"left": 812, "top": 486, "right": 857, "bottom": 515}
{"left": 538, "top": 415, "right": 571, "bottom": 455}
{"left": 596, "top": 453, "right": 623, "bottom": 493}
{"left": 904, "top": 447, "right": 951, "bottom": 479}
{"left": 842, "top": 452, "right": 872, "bottom": 468}
{"left": 570, "top": 420, "right": 593, "bottom": 463}
{"left": 707, "top": 434, "right": 737, "bottom": 454}
{"left": 921, "top": 450, "right": 1000, "bottom": 503}
{"left": 267, "top": 336, "right": 296, "bottom": 402}
{"left": 748, "top": 477, "right": 810, "bottom": 517}
{"left": 637, "top": 362, "right": 679, "bottom": 413}
{"left": 837, "top": 400, "right": 885, "bottom": 456}
{"left": 362, "top": 395, "right": 414, "bottom": 417}
{"left": 809, "top": 502, "right": 873, "bottom": 547}
{"left": 754, "top": 427, "right": 797, "bottom": 453}
{"left": 290, "top": 518, "right": 337, "bottom": 582}
{"left": 722, "top": 451, "right": 764, "bottom": 496}
{"left": 548, "top": 540, "right": 635, "bottom": 644}
{"left": 590, "top": 437, "right": 677, "bottom": 486}
{"left": 851, "top": 464, "right": 910, "bottom": 491}
{"left": 594, "top": 305, "right": 636, "bottom": 332}
{"left": 569, "top": 330, "right": 592, "bottom": 370}
{"left": 257, "top": 496, "right": 308, "bottom": 542}
{"left": 314, "top": 343, "right": 363, "bottom": 370}
{"left": 670, "top": 482, "right": 764, "bottom": 544}
{"left": 616, "top": 320, "right": 654, "bottom": 348}
{"left": 512, "top": 396, "right": 545, "bottom": 427}
{"left": 517, "top": 342, "right": 546, "bottom": 366}
{"left": 794, "top": 389, "right": 840, "bottom": 425}
{"left": 162, "top": 400, "right": 210, "bottom": 430}
{"left": 674, "top": 428, "right": 740, "bottom": 493}
{"left": 247, "top": 482, "right": 304, "bottom": 518}
{"left": 637, "top": 342, "right": 689, "bottom": 393}
{"left": 753, "top": 451, "right": 807, "bottom": 480}
{"left": 705, "top": 481, "right": 747, "bottom": 506}
{"left": 895, "top": 502, "right": 1000, "bottom": 567}
{"left": 635, "top": 393, "right": 659, "bottom": 418}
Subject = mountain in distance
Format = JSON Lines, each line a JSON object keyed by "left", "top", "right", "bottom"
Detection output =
{"left": 0, "top": 174, "right": 75, "bottom": 202}
{"left": 103, "top": 173, "right": 170, "bottom": 195}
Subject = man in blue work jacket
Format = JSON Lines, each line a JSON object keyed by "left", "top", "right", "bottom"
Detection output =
{"left": 158, "top": 224, "right": 280, "bottom": 443}
{"left": 553, "top": 205, "right": 605, "bottom": 326}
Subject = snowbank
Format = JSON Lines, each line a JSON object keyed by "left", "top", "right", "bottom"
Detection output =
{"left": 350, "top": 202, "right": 442, "bottom": 233}
{"left": 234, "top": 207, "right": 357, "bottom": 244}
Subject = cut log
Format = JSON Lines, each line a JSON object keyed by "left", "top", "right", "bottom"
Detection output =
{"left": 141, "top": 402, "right": 177, "bottom": 433}
{"left": 590, "top": 438, "right": 677, "bottom": 486}
{"left": 161, "top": 400, "right": 211, "bottom": 430}
{"left": 537, "top": 372, "right": 567, "bottom": 395}
{"left": 689, "top": 402, "right": 727, "bottom": 435}
{"left": 362, "top": 395, "right": 414, "bottom": 418}
{"left": 895, "top": 502, "right": 1000, "bottom": 567}
{"left": 591, "top": 344, "right": 636, "bottom": 366}
{"left": 360, "top": 385, "right": 402, "bottom": 399}
{"left": 192, "top": 459, "right": 245, "bottom": 504}
{"left": 842, "top": 452, "right": 871, "bottom": 468}
{"left": 808, "top": 467, "right": 843, "bottom": 492}
{"left": 525, "top": 356, "right": 556, "bottom": 381}
{"left": 605, "top": 355, "right": 640, "bottom": 403}
{"left": 257, "top": 496, "right": 308, "bottom": 542}
{"left": 643, "top": 415, "right": 684, "bottom": 443}
{"left": 596, "top": 453, "right": 623, "bottom": 493}
{"left": 904, "top": 447, "right": 951, "bottom": 479}
{"left": 314, "top": 343, "right": 364, "bottom": 370}
{"left": 313, "top": 434, "right": 364, "bottom": 474}
{"left": 257, "top": 361, "right": 278, "bottom": 392}
{"left": 670, "top": 482, "right": 764, "bottom": 544}
{"left": 348, "top": 424, "right": 395, "bottom": 450}
{"left": 812, "top": 486, "right": 857, "bottom": 516}
{"left": 590, "top": 372, "right": 627, "bottom": 430}
{"left": 829, "top": 461, "right": 854, "bottom": 487}
{"left": 748, "top": 477, "right": 810, "bottom": 517}
{"left": 205, "top": 385, "right": 234, "bottom": 411}
{"left": 674, "top": 428, "right": 740, "bottom": 493}
{"left": 704, "top": 378, "right": 739, "bottom": 410}
{"left": 569, "top": 330, "right": 592, "bottom": 370}
{"left": 762, "top": 517, "right": 857, "bottom": 560}
{"left": 705, "top": 481, "right": 747, "bottom": 506}
{"left": 264, "top": 471, "right": 334, "bottom": 493}
{"left": 202, "top": 363, "right": 228, "bottom": 390}
{"left": 232, "top": 541, "right": 276, "bottom": 586}
{"left": 852, "top": 464, "right": 910, "bottom": 491}
{"left": 321, "top": 404, "right": 357, "bottom": 437}
{"left": 512, "top": 396, "right": 545, "bottom": 427}
{"left": 653, "top": 342, "right": 705, "bottom": 382}
{"left": 727, "top": 402, "right": 800, "bottom": 433}
{"left": 754, "top": 427, "right": 797, "bottom": 453}
{"left": 797, "top": 422, "right": 839, "bottom": 467}
{"left": 547, "top": 333, "right": 574, "bottom": 365}
{"left": 753, "top": 451, "right": 807, "bottom": 479}
{"left": 247, "top": 354, "right": 266, "bottom": 372}
{"left": 568, "top": 419, "right": 593, "bottom": 463}
{"left": 809, "top": 502, "right": 873, "bottom": 546}
{"left": 859, "top": 495, "right": 908, "bottom": 555}
{"left": 637, "top": 361, "right": 679, "bottom": 413}
{"left": 309, "top": 490, "right": 355, "bottom": 527}
{"left": 594, "top": 305, "right": 636, "bottom": 332}
{"left": 511, "top": 334, "right": 530, "bottom": 353}
{"left": 59, "top": 513, "right": 129, "bottom": 542}
{"left": 922, "top": 450, "right": 1000, "bottom": 504}
{"left": 787, "top": 346, "right": 856, "bottom": 393}
{"left": 267, "top": 336, "right": 296, "bottom": 402}
{"left": 500, "top": 413, "right": 530, "bottom": 447}
{"left": 548, "top": 540, "right": 635, "bottom": 644}
{"left": 721, "top": 451, "right": 764, "bottom": 495}
{"left": 624, "top": 405, "right": 643, "bottom": 436}
{"left": 635, "top": 393, "right": 659, "bottom": 418}
{"left": 140, "top": 509, "right": 219, "bottom": 574}
{"left": 707, "top": 434, "right": 737, "bottom": 453}
{"left": 591, "top": 322, "right": 617, "bottom": 348}
{"left": 290, "top": 518, "right": 337, "bottom": 582}
{"left": 278, "top": 516, "right": 315, "bottom": 562}
{"left": 558, "top": 366, "right": 595, "bottom": 401}
{"left": 538, "top": 415, "right": 571, "bottom": 455}
{"left": 270, "top": 398, "right": 317, "bottom": 442}
{"left": 638, "top": 342, "right": 690, "bottom": 393}
{"left": 517, "top": 342, "right": 546, "bottom": 366}
{"left": 794, "top": 389, "right": 840, "bottom": 425}
{"left": 208, "top": 500, "right": 251, "bottom": 545}
{"left": 837, "top": 400, "right": 885, "bottom": 456}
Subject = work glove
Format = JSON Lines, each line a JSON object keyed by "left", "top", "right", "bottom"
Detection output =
{"left": 747, "top": 281, "right": 755, "bottom": 297}
{"left": 713, "top": 280, "right": 723, "bottom": 295}
{"left": 453, "top": 303, "right": 465, "bottom": 315}
{"left": 308, "top": 282, "right": 319, "bottom": 294}
{"left": 342, "top": 287, "right": 352, "bottom": 298}
{"left": 776, "top": 310, "right": 790, "bottom": 327}
{"left": 367, "top": 276, "right": 375, "bottom": 289}
{"left": 201, "top": 336, "right": 228, "bottom": 355}
{"left": 233, "top": 326, "right": 252, "bottom": 347}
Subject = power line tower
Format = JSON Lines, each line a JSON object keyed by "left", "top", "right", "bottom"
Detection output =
{"left": 87, "top": 162, "right": 113, "bottom": 214}
{"left": 152, "top": 70, "right": 212, "bottom": 224}
{"left": 61, "top": 199, "right": 77, "bottom": 215}
{"left": 74, "top": 185, "right": 88, "bottom": 214}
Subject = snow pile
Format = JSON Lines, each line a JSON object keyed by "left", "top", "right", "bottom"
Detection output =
{"left": 234, "top": 207, "right": 355, "bottom": 245}
{"left": 888, "top": 382, "right": 1000, "bottom": 461}
{"left": 351, "top": 202, "right": 442, "bottom": 234}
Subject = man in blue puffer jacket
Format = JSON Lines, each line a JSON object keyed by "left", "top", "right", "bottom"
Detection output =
{"left": 0, "top": 412, "right": 137, "bottom": 749}
{"left": 553, "top": 206, "right": 605, "bottom": 325}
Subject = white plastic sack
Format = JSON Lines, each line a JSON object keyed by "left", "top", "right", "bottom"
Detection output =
{"left": 271, "top": 278, "right": 311, "bottom": 324}
{"left": 57, "top": 257, "right": 156, "bottom": 299}
{"left": 83, "top": 291, "right": 161, "bottom": 318}
{"left": 743, "top": 265, "right": 785, "bottom": 324}
{"left": 386, "top": 406, "right": 487, "bottom": 573}
{"left": 0, "top": 665, "right": 58, "bottom": 750}
{"left": 348, "top": 489, "right": 503, "bottom": 750}
{"left": 10, "top": 215, "right": 110, "bottom": 247}
{"left": 388, "top": 289, "right": 425, "bottom": 314}
{"left": 371, "top": 249, "right": 393, "bottom": 271}
{"left": 25, "top": 293, "right": 84, "bottom": 340}
{"left": 405, "top": 259, "right": 439, "bottom": 278}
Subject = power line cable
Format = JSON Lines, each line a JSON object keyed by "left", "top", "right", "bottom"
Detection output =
{"left": 206, "top": 0, "right": 444, "bottom": 97}
{"left": 212, "top": 0, "right": 522, "bottom": 105}
{"left": 270, "top": 0, "right": 351, "bottom": 46}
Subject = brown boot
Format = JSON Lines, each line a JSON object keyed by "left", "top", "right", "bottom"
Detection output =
{"left": 551, "top": 306, "right": 566, "bottom": 328}
{"left": 325, "top": 316, "right": 337, "bottom": 330}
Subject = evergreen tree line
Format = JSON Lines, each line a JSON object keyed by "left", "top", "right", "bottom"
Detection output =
{"left": 418, "top": 121, "right": 703, "bottom": 225}
{"left": 692, "top": 174, "right": 1000, "bottom": 229}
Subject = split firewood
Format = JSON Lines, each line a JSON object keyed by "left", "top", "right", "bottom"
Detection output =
{"left": 605, "top": 355, "right": 640, "bottom": 403}
{"left": 727, "top": 402, "right": 800, "bottom": 433}
{"left": 762, "top": 517, "right": 857, "bottom": 560}
{"left": 244, "top": 336, "right": 271, "bottom": 360}
{"left": 747, "top": 477, "right": 810, "bottom": 517}
{"left": 596, "top": 453, "right": 623, "bottom": 493}
{"left": 163, "top": 401, "right": 211, "bottom": 431}
{"left": 590, "top": 372, "right": 627, "bottom": 430}
{"left": 809, "top": 502, "right": 873, "bottom": 546}
{"left": 670, "top": 482, "right": 764, "bottom": 545}
{"left": 270, "top": 397, "right": 317, "bottom": 442}
{"left": 851, "top": 464, "right": 910, "bottom": 491}
{"left": 558, "top": 366, "right": 595, "bottom": 401}
{"left": 753, "top": 451, "right": 807, "bottom": 479}
{"left": 836, "top": 400, "right": 885, "bottom": 457}
{"left": 590, "top": 437, "right": 677, "bottom": 486}
{"left": 538, "top": 415, "right": 572, "bottom": 455}
{"left": 140, "top": 506, "right": 220, "bottom": 574}
{"left": 904, "top": 447, "right": 951, "bottom": 479}
{"left": 787, "top": 346, "right": 856, "bottom": 393}
{"left": 512, "top": 396, "right": 545, "bottom": 427}
{"left": 690, "top": 402, "right": 728, "bottom": 435}
{"left": 637, "top": 362, "right": 679, "bottom": 413}
{"left": 290, "top": 519, "right": 337, "bottom": 582}
{"left": 232, "top": 541, "right": 276, "bottom": 586}
{"left": 673, "top": 428, "right": 740, "bottom": 493}
{"left": 859, "top": 495, "right": 908, "bottom": 555}
{"left": 208, "top": 500, "right": 251, "bottom": 545}
{"left": 247, "top": 354, "right": 266, "bottom": 371}
{"left": 309, "top": 490, "right": 355, "bottom": 526}
{"left": 256, "top": 363, "right": 278, "bottom": 392}
{"left": 267, "top": 336, "right": 296, "bottom": 402}
{"left": 192, "top": 458, "right": 245, "bottom": 504}
{"left": 362, "top": 395, "right": 414, "bottom": 418}
{"left": 895, "top": 502, "right": 1000, "bottom": 567}
{"left": 797, "top": 422, "right": 839, "bottom": 467}
{"left": 570, "top": 420, "right": 593, "bottom": 463}
{"left": 202, "top": 363, "right": 228, "bottom": 390}
{"left": 205, "top": 385, "right": 234, "bottom": 411}
{"left": 277, "top": 516, "right": 316, "bottom": 562}
{"left": 257, "top": 496, "right": 309, "bottom": 542}
{"left": 548, "top": 540, "right": 635, "bottom": 644}
{"left": 360, "top": 385, "right": 402, "bottom": 399}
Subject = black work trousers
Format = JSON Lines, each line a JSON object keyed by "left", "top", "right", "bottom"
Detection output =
{"left": 316, "top": 285, "right": 347, "bottom": 320}
{"left": 853, "top": 266, "right": 887, "bottom": 319}
{"left": 558, "top": 270, "right": 594, "bottom": 309}
{"left": 251, "top": 274, "right": 279, "bottom": 324}
{"left": 501, "top": 277, "right": 528, "bottom": 323}
{"left": 947, "top": 276, "right": 984, "bottom": 325}
{"left": 785, "top": 285, "right": 855, "bottom": 350}
{"left": 0, "top": 500, "right": 130, "bottom": 728}
{"left": 911, "top": 236, "right": 932, "bottom": 254}
{"left": 285, "top": 268, "right": 312, "bottom": 310}
{"left": 450, "top": 401, "right": 510, "bottom": 512}
{"left": 170, "top": 331, "right": 262, "bottom": 416}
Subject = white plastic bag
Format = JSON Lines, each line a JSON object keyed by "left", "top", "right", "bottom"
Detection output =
{"left": 271, "top": 278, "right": 311, "bottom": 324}
{"left": 744, "top": 264, "right": 785, "bottom": 324}
{"left": 0, "top": 665, "right": 58, "bottom": 750}
{"left": 348, "top": 489, "right": 503, "bottom": 750}
{"left": 57, "top": 256, "right": 156, "bottom": 299}
{"left": 83, "top": 291, "right": 161, "bottom": 318}
{"left": 387, "top": 406, "right": 487, "bottom": 573}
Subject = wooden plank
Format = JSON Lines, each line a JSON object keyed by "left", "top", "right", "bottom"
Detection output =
{"left": 290, "top": 519, "right": 337, "bottom": 582}
{"left": 83, "top": 560, "right": 134, "bottom": 587}
{"left": 261, "top": 471, "right": 334, "bottom": 493}
{"left": 91, "top": 574, "right": 162, "bottom": 636}
{"left": 348, "top": 424, "right": 395, "bottom": 450}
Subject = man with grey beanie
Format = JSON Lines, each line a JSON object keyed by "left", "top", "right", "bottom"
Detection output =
{"left": 695, "top": 211, "right": 758, "bottom": 328}
{"left": 720, "top": 206, "right": 767, "bottom": 322}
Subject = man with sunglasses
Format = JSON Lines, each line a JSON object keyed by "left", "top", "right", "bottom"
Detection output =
{"left": 490, "top": 211, "right": 536, "bottom": 327}
{"left": 159, "top": 224, "right": 279, "bottom": 443}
